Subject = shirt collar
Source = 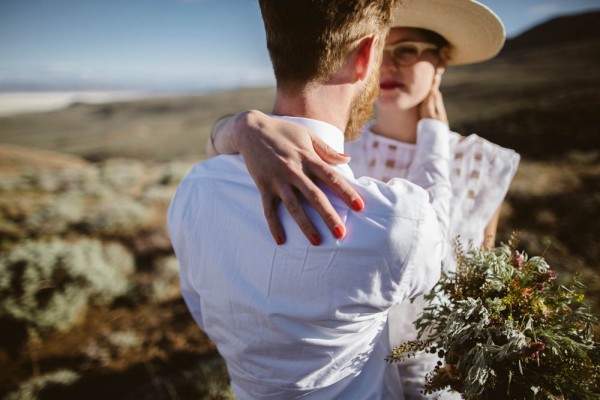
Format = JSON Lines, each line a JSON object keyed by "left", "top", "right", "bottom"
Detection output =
{"left": 271, "top": 115, "right": 345, "bottom": 154}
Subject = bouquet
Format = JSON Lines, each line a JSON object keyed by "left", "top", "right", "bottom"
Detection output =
{"left": 387, "top": 233, "right": 600, "bottom": 399}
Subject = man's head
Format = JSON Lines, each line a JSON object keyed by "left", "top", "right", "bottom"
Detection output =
{"left": 259, "top": 0, "right": 397, "bottom": 93}
{"left": 259, "top": 0, "right": 397, "bottom": 139}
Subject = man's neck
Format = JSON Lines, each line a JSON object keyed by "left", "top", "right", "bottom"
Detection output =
{"left": 271, "top": 83, "right": 355, "bottom": 133}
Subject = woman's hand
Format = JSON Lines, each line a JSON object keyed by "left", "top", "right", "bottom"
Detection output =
{"left": 419, "top": 71, "right": 448, "bottom": 124}
{"left": 230, "top": 110, "right": 364, "bottom": 245}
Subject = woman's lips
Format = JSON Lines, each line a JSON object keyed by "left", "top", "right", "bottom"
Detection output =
{"left": 379, "top": 80, "right": 404, "bottom": 90}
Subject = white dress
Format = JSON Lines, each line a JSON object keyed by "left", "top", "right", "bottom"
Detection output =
{"left": 346, "top": 120, "right": 520, "bottom": 399}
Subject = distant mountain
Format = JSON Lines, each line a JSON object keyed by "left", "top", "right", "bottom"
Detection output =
{"left": 503, "top": 10, "right": 600, "bottom": 52}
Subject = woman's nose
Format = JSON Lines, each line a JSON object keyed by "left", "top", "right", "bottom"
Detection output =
{"left": 380, "top": 52, "right": 398, "bottom": 71}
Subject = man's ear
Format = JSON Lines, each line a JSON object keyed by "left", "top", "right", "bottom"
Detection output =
{"left": 354, "top": 34, "right": 379, "bottom": 82}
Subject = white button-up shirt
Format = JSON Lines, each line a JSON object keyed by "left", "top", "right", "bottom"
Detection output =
{"left": 168, "top": 116, "right": 451, "bottom": 399}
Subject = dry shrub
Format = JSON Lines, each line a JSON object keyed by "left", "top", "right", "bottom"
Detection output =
{"left": 0, "top": 239, "right": 135, "bottom": 333}
{"left": 148, "top": 256, "right": 180, "bottom": 303}
{"left": 4, "top": 369, "right": 80, "bottom": 400}
{"left": 82, "top": 198, "right": 151, "bottom": 238}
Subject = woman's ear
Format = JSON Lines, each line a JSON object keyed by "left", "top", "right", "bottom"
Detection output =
{"left": 354, "top": 34, "right": 379, "bottom": 81}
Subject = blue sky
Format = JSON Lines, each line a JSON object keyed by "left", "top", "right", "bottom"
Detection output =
{"left": 0, "top": 0, "right": 598, "bottom": 92}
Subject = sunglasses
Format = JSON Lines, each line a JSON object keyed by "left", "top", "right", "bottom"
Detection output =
{"left": 383, "top": 41, "right": 440, "bottom": 67}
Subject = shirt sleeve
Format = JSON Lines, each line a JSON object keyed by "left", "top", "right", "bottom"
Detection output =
{"left": 405, "top": 119, "right": 452, "bottom": 257}
{"left": 167, "top": 182, "right": 205, "bottom": 330}
{"left": 400, "top": 190, "right": 446, "bottom": 299}
{"left": 399, "top": 118, "right": 452, "bottom": 298}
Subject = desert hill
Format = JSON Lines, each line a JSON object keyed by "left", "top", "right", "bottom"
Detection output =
{"left": 0, "top": 143, "right": 89, "bottom": 172}
{"left": 0, "top": 87, "right": 275, "bottom": 162}
{"left": 503, "top": 10, "right": 600, "bottom": 52}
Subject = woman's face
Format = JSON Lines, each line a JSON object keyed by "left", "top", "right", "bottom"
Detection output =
{"left": 376, "top": 27, "right": 444, "bottom": 112}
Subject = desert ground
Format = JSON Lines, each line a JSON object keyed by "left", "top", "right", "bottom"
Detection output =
{"left": 0, "top": 12, "right": 598, "bottom": 399}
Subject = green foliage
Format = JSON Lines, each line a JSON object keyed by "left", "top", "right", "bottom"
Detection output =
{"left": 148, "top": 256, "right": 180, "bottom": 303}
{"left": 181, "top": 358, "right": 235, "bottom": 400}
{"left": 388, "top": 233, "right": 600, "bottom": 399}
{"left": 5, "top": 369, "right": 80, "bottom": 400}
{"left": 23, "top": 193, "right": 84, "bottom": 236}
{"left": 106, "top": 330, "right": 142, "bottom": 349}
{"left": 0, "top": 157, "right": 190, "bottom": 335}
{"left": 0, "top": 239, "right": 134, "bottom": 332}
{"left": 0, "top": 159, "right": 187, "bottom": 245}
{"left": 99, "top": 159, "right": 148, "bottom": 192}
{"left": 82, "top": 197, "right": 150, "bottom": 238}
{"left": 20, "top": 167, "right": 102, "bottom": 195}
{"left": 159, "top": 161, "right": 192, "bottom": 186}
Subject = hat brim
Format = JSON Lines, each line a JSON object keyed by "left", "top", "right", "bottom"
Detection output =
{"left": 391, "top": 0, "right": 505, "bottom": 66}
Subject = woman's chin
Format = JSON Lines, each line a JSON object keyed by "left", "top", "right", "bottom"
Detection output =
{"left": 376, "top": 95, "right": 416, "bottom": 112}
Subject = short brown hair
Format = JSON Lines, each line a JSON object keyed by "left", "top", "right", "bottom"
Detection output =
{"left": 259, "top": 0, "right": 397, "bottom": 92}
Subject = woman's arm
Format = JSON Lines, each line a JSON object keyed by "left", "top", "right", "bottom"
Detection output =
{"left": 207, "top": 110, "right": 364, "bottom": 245}
{"left": 206, "top": 114, "right": 236, "bottom": 157}
{"left": 482, "top": 204, "right": 502, "bottom": 249}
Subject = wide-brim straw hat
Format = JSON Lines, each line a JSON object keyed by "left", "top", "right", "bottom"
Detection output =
{"left": 391, "top": 0, "right": 505, "bottom": 65}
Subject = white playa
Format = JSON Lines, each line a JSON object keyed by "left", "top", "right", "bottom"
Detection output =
{"left": 0, "top": 91, "right": 160, "bottom": 117}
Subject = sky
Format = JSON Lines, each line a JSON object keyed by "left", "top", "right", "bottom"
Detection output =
{"left": 0, "top": 0, "right": 598, "bottom": 92}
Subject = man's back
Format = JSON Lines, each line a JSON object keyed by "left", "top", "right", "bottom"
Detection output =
{"left": 168, "top": 118, "right": 447, "bottom": 399}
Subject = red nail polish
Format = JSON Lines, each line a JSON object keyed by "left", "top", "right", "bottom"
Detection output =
{"left": 275, "top": 235, "right": 284, "bottom": 245}
{"left": 333, "top": 225, "right": 345, "bottom": 239}
{"left": 351, "top": 198, "right": 364, "bottom": 211}
{"left": 309, "top": 234, "right": 322, "bottom": 246}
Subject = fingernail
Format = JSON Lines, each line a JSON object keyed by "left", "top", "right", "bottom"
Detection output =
{"left": 351, "top": 198, "right": 364, "bottom": 211}
{"left": 338, "top": 153, "right": 350, "bottom": 157}
{"left": 333, "top": 225, "right": 345, "bottom": 239}
{"left": 309, "top": 233, "right": 322, "bottom": 246}
{"left": 275, "top": 235, "right": 284, "bottom": 245}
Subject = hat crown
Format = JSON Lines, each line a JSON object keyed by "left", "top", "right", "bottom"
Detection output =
{"left": 391, "top": 0, "right": 505, "bottom": 65}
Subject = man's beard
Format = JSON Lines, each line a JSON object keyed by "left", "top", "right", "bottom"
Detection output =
{"left": 345, "top": 67, "right": 379, "bottom": 141}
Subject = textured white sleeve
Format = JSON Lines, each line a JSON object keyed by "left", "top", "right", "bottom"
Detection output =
{"left": 397, "top": 119, "right": 452, "bottom": 297}
{"left": 476, "top": 139, "right": 520, "bottom": 227}
{"left": 406, "top": 119, "right": 452, "bottom": 257}
{"left": 447, "top": 134, "right": 520, "bottom": 247}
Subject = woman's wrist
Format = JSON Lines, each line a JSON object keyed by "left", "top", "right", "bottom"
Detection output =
{"left": 208, "top": 114, "right": 236, "bottom": 156}
{"left": 232, "top": 110, "right": 269, "bottom": 154}
{"left": 210, "top": 115, "right": 232, "bottom": 155}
